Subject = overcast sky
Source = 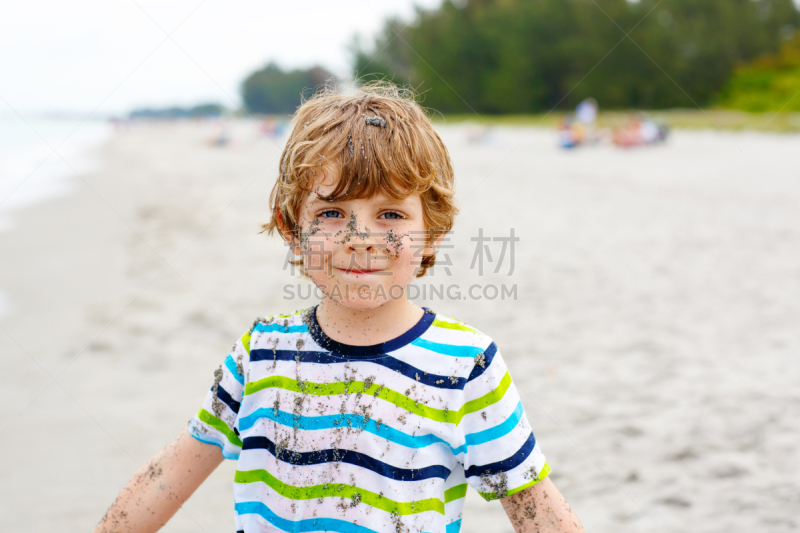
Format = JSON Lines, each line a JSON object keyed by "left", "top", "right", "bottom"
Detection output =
{"left": 0, "top": 0, "right": 442, "bottom": 116}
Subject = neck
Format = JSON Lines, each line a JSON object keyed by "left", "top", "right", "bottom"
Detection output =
{"left": 315, "top": 297, "right": 424, "bottom": 346}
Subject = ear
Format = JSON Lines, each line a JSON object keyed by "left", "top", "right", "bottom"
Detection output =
{"left": 284, "top": 229, "right": 302, "bottom": 256}
{"left": 277, "top": 211, "right": 302, "bottom": 255}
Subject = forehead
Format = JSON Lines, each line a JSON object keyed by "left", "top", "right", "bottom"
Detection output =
{"left": 305, "top": 168, "right": 419, "bottom": 207}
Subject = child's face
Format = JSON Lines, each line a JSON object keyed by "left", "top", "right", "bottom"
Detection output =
{"left": 290, "top": 170, "right": 435, "bottom": 310}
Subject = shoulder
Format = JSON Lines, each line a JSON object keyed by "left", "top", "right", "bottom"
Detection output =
{"left": 248, "top": 308, "right": 311, "bottom": 334}
{"left": 422, "top": 312, "right": 505, "bottom": 385}
{"left": 245, "top": 308, "right": 313, "bottom": 352}
{"left": 424, "top": 312, "right": 496, "bottom": 352}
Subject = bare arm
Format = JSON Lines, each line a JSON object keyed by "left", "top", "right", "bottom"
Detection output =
{"left": 93, "top": 428, "right": 224, "bottom": 533}
{"left": 501, "top": 477, "right": 585, "bottom": 533}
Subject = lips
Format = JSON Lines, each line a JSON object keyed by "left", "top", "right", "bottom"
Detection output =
{"left": 336, "top": 267, "right": 382, "bottom": 275}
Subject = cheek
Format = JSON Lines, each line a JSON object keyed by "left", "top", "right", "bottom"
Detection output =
{"left": 384, "top": 223, "right": 425, "bottom": 260}
{"left": 388, "top": 231, "right": 427, "bottom": 271}
{"left": 302, "top": 235, "right": 335, "bottom": 273}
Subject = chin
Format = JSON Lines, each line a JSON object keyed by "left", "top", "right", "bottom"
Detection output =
{"left": 333, "top": 296, "right": 389, "bottom": 311}
{"left": 313, "top": 279, "right": 406, "bottom": 310}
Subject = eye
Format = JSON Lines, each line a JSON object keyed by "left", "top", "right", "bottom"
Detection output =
{"left": 379, "top": 211, "right": 406, "bottom": 220}
{"left": 318, "top": 209, "right": 343, "bottom": 218}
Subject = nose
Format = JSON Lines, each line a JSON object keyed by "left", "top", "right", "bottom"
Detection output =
{"left": 344, "top": 216, "right": 379, "bottom": 254}
{"left": 346, "top": 231, "right": 376, "bottom": 253}
{"left": 347, "top": 241, "right": 374, "bottom": 252}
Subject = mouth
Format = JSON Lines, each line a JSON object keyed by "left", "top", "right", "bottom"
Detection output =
{"left": 335, "top": 267, "right": 382, "bottom": 275}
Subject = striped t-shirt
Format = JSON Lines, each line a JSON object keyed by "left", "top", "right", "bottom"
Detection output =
{"left": 188, "top": 307, "right": 550, "bottom": 533}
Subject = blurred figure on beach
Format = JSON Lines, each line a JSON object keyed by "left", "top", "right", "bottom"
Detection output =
{"left": 558, "top": 100, "right": 669, "bottom": 149}
{"left": 612, "top": 113, "right": 668, "bottom": 148}
{"left": 464, "top": 123, "right": 503, "bottom": 145}
{"left": 558, "top": 98, "right": 603, "bottom": 149}
{"left": 208, "top": 119, "right": 230, "bottom": 147}
{"left": 260, "top": 117, "right": 289, "bottom": 138}
{"left": 576, "top": 98, "right": 598, "bottom": 129}
{"left": 557, "top": 115, "right": 585, "bottom": 149}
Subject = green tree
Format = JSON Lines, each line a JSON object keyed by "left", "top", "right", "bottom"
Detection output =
{"left": 241, "top": 63, "right": 335, "bottom": 114}
{"left": 352, "top": 0, "right": 799, "bottom": 112}
{"left": 717, "top": 33, "right": 800, "bottom": 112}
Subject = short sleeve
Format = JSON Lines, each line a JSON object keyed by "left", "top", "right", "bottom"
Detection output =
{"left": 187, "top": 330, "right": 251, "bottom": 460}
{"left": 456, "top": 344, "right": 550, "bottom": 500}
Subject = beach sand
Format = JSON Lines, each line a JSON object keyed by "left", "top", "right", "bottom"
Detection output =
{"left": 1, "top": 120, "right": 798, "bottom": 532}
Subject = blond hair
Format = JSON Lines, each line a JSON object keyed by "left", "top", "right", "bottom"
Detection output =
{"left": 265, "top": 81, "right": 458, "bottom": 277}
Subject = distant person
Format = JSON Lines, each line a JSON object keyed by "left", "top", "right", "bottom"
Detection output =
{"left": 464, "top": 124, "right": 498, "bottom": 145}
{"left": 613, "top": 113, "right": 668, "bottom": 148}
{"left": 613, "top": 115, "right": 642, "bottom": 147}
{"left": 575, "top": 98, "right": 598, "bottom": 127}
{"left": 261, "top": 117, "right": 279, "bottom": 137}
{"left": 207, "top": 118, "right": 230, "bottom": 147}
{"left": 212, "top": 128, "right": 230, "bottom": 147}
{"left": 262, "top": 118, "right": 291, "bottom": 138}
{"left": 559, "top": 99, "right": 598, "bottom": 149}
{"left": 558, "top": 116, "right": 578, "bottom": 148}
{"left": 640, "top": 118, "right": 660, "bottom": 144}
{"left": 94, "top": 83, "right": 586, "bottom": 533}
{"left": 558, "top": 115, "right": 584, "bottom": 148}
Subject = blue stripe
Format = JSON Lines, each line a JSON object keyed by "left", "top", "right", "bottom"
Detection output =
{"left": 411, "top": 338, "right": 484, "bottom": 358}
{"left": 224, "top": 355, "right": 245, "bottom": 385}
{"left": 253, "top": 323, "right": 309, "bottom": 334}
{"left": 238, "top": 401, "right": 524, "bottom": 455}
{"left": 188, "top": 429, "right": 240, "bottom": 460}
{"left": 446, "top": 519, "right": 463, "bottom": 533}
{"left": 236, "top": 501, "right": 378, "bottom": 533}
{"left": 249, "top": 349, "right": 466, "bottom": 390}
{"left": 460, "top": 401, "right": 523, "bottom": 452}
{"left": 242, "top": 436, "right": 450, "bottom": 481}
{"left": 464, "top": 432, "right": 536, "bottom": 479}
{"left": 466, "top": 343, "right": 497, "bottom": 383}
{"left": 236, "top": 501, "right": 462, "bottom": 533}
{"left": 239, "top": 407, "right": 451, "bottom": 449}
{"left": 214, "top": 384, "right": 240, "bottom": 413}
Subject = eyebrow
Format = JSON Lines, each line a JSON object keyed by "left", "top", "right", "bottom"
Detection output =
{"left": 306, "top": 192, "right": 344, "bottom": 207}
{"left": 307, "top": 195, "right": 412, "bottom": 208}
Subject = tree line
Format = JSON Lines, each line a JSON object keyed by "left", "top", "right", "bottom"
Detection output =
{"left": 352, "top": 0, "right": 799, "bottom": 113}
{"left": 241, "top": 63, "right": 334, "bottom": 115}
{"left": 240, "top": 0, "right": 799, "bottom": 114}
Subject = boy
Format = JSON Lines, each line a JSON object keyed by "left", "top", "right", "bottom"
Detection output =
{"left": 95, "top": 84, "right": 585, "bottom": 533}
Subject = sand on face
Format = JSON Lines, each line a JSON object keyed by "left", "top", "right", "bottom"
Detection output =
{"left": 0, "top": 120, "right": 798, "bottom": 532}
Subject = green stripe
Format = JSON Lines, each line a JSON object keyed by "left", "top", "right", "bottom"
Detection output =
{"left": 444, "top": 484, "right": 467, "bottom": 503}
{"left": 432, "top": 318, "right": 478, "bottom": 334}
{"left": 459, "top": 371, "right": 512, "bottom": 419}
{"left": 241, "top": 331, "right": 252, "bottom": 356}
{"left": 277, "top": 309, "right": 306, "bottom": 319}
{"left": 478, "top": 462, "right": 551, "bottom": 501}
{"left": 197, "top": 408, "right": 243, "bottom": 448}
{"left": 235, "top": 469, "right": 444, "bottom": 515}
{"left": 243, "top": 371, "right": 512, "bottom": 425}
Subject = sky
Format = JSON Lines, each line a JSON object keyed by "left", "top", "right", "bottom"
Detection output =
{"left": 0, "top": 0, "right": 442, "bottom": 116}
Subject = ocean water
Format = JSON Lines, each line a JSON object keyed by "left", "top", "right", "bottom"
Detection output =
{"left": 0, "top": 116, "right": 110, "bottom": 320}
{"left": 0, "top": 116, "right": 111, "bottom": 231}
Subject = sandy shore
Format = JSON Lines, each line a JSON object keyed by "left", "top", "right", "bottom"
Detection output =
{"left": 1, "top": 120, "right": 799, "bottom": 532}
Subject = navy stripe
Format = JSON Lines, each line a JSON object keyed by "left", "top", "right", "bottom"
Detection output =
{"left": 249, "top": 349, "right": 466, "bottom": 390}
{"left": 466, "top": 342, "right": 498, "bottom": 384}
{"left": 306, "top": 305, "right": 436, "bottom": 357}
{"left": 464, "top": 432, "right": 536, "bottom": 479}
{"left": 242, "top": 436, "right": 451, "bottom": 481}
{"left": 213, "top": 385, "right": 240, "bottom": 413}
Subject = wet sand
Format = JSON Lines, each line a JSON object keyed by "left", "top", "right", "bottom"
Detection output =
{"left": 1, "top": 120, "right": 798, "bottom": 532}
